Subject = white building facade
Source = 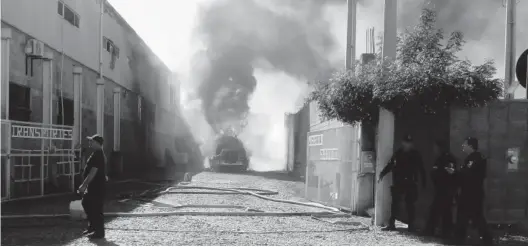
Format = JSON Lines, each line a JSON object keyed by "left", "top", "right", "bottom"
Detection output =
{"left": 1, "top": 0, "right": 186, "bottom": 201}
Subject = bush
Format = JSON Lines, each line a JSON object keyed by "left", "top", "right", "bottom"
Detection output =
{"left": 309, "top": 8, "right": 503, "bottom": 125}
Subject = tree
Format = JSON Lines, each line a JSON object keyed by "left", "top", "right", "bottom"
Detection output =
{"left": 309, "top": 8, "right": 503, "bottom": 125}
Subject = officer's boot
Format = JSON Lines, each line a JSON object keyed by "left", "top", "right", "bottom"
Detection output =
{"left": 407, "top": 203, "right": 416, "bottom": 232}
{"left": 381, "top": 216, "right": 397, "bottom": 231}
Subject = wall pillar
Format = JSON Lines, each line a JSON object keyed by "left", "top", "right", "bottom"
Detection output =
{"left": 96, "top": 78, "right": 104, "bottom": 137}
{"left": 375, "top": 0, "right": 397, "bottom": 227}
{"left": 42, "top": 52, "right": 57, "bottom": 191}
{"left": 112, "top": 87, "right": 122, "bottom": 176}
{"left": 1, "top": 28, "right": 12, "bottom": 119}
{"left": 73, "top": 67, "right": 83, "bottom": 147}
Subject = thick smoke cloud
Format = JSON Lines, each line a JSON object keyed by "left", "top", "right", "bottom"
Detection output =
{"left": 192, "top": 0, "right": 344, "bottom": 133}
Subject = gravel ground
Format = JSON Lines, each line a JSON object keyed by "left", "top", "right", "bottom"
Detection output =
{"left": 2, "top": 171, "right": 528, "bottom": 246}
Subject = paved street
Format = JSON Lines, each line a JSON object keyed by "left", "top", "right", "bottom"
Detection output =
{"left": 2, "top": 171, "right": 528, "bottom": 246}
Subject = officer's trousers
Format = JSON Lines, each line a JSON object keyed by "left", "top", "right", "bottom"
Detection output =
{"left": 389, "top": 183, "right": 418, "bottom": 227}
{"left": 82, "top": 189, "right": 105, "bottom": 234}
{"left": 454, "top": 195, "right": 492, "bottom": 245}
{"left": 425, "top": 191, "right": 454, "bottom": 236}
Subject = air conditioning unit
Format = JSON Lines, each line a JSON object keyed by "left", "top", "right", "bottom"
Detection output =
{"left": 25, "top": 39, "right": 45, "bottom": 58}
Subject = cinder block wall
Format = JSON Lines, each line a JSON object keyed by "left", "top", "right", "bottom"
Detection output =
{"left": 393, "top": 100, "right": 528, "bottom": 226}
{"left": 450, "top": 101, "right": 528, "bottom": 223}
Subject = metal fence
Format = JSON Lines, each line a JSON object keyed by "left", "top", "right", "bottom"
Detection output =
{"left": 1, "top": 120, "right": 81, "bottom": 201}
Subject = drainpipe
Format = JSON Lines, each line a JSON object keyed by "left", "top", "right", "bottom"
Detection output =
{"left": 2, "top": 28, "right": 12, "bottom": 200}
{"left": 375, "top": 0, "right": 397, "bottom": 227}
{"left": 1, "top": 28, "right": 11, "bottom": 120}
{"left": 97, "top": 0, "right": 105, "bottom": 137}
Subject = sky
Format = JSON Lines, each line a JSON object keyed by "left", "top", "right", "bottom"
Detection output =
{"left": 108, "top": 0, "right": 201, "bottom": 74}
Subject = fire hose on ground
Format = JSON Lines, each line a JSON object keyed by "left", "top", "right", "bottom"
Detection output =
{"left": 1, "top": 181, "right": 354, "bottom": 220}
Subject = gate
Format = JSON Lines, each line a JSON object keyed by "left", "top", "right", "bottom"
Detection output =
{"left": 305, "top": 124, "right": 362, "bottom": 211}
{"left": 1, "top": 120, "right": 81, "bottom": 201}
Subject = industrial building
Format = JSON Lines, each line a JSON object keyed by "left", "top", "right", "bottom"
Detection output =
{"left": 1, "top": 0, "right": 189, "bottom": 201}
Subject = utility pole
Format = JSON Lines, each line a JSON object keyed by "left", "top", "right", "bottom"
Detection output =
{"left": 97, "top": 0, "right": 105, "bottom": 137}
{"left": 346, "top": 0, "right": 357, "bottom": 71}
{"left": 504, "top": 0, "right": 516, "bottom": 99}
{"left": 375, "top": 0, "right": 397, "bottom": 227}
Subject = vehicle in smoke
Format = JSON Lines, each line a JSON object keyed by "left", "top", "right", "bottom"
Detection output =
{"left": 209, "top": 132, "right": 250, "bottom": 172}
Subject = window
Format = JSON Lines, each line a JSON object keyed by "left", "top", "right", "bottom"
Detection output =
{"left": 58, "top": 1, "right": 80, "bottom": 28}
{"left": 103, "top": 37, "right": 120, "bottom": 69}
{"left": 9, "top": 83, "right": 31, "bottom": 122}
{"left": 103, "top": 37, "right": 114, "bottom": 53}
{"left": 103, "top": 37, "right": 120, "bottom": 57}
{"left": 57, "top": 97, "right": 74, "bottom": 126}
{"left": 57, "top": 1, "right": 63, "bottom": 15}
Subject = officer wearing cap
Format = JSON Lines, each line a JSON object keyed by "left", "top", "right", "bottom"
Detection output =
{"left": 424, "top": 140, "right": 457, "bottom": 238}
{"left": 378, "top": 134, "right": 426, "bottom": 232}
{"left": 79, "top": 134, "right": 107, "bottom": 239}
{"left": 453, "top": 137, "right": 493, "bottom": 245}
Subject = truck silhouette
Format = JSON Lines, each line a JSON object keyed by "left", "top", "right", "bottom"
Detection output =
{"left": 209, "top": 134, "right": 249, "bottom": 172}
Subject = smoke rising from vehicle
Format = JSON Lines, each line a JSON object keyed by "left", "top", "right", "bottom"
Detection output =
{"left": 187, "top": 0, "right": 346, "bottom": 171}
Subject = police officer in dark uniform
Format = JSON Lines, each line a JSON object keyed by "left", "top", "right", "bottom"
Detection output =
{"left": 424, "top": 140, "right": 457, "bottom": 238}
{"left": 453, "top": 137, "right": 493, "bottom": 245}
{"left": 378, "top": 134, "right": 426, "bottom": 232}
{"left": 79, "top": 134, "right": 107, "bottom": 239}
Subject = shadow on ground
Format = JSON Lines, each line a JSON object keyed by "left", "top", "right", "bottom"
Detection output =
{"left": 1, "top": 180, "right": 172, "bottom": 246}
{"left": 387, "top": 225, "right": 528, "bottom": 246}
{"left": 233, "top": 171, "right": 303, "bottom": 182}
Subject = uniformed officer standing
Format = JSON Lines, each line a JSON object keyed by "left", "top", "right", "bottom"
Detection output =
{"left": 424, "top": 140, "right": 457, "bottom": 238}
{"left": 378, "top": 134, "right": 426, "bottom": 232}
{"left": 79, "top": 134, "right": 107, "bottom": 239}
{"left": 453, "top": 137, "right": 493, "bottom": 245}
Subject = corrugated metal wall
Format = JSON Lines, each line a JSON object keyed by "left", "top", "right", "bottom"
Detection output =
{"left": 305, "top": 125, "right": 361, "bottom": 210}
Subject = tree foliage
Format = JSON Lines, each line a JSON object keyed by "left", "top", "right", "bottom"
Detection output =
{"left": 309, "top": 8, "right": 503, "bottom": 125}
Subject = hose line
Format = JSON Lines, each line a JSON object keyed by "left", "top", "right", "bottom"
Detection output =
{"left": 1, "top": 182, "right": 347, "bottom": 220}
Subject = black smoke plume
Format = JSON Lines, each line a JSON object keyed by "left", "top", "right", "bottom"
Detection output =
{"left": 191, "top": 0, "right": 344, "bottom": 133}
